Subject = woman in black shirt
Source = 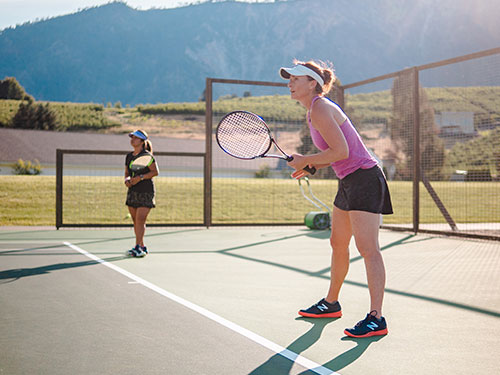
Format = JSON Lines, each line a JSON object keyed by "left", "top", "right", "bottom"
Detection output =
{"left": 125, "top": 129, "right": 159, "bottom": 257}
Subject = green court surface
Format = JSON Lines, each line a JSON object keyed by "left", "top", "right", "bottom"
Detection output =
{"left": 1, "top": 226, "right": 499, "bottom": 374}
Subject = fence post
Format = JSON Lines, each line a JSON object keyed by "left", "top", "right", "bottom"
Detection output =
{"left": 55, "top": 149, "right": 63, "bottom": 229}
{"left": 337, "top": 86, "right": 345, "bottom": 110}
{"left": 204, "top": 78, "right": 213, "bottom": 228}
{"left": 412, "top": 67, "right": 421, "bottom": 234}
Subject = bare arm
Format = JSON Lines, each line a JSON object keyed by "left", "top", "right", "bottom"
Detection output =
{"left": 124, "top": 167, "right": 132, "bottom": 188}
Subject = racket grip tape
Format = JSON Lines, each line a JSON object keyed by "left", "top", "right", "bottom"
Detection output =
{"left": 303, "top": 165, "right": 317, "bottom": 175}
{"left": 286, "top": 156, "right": 316, "bottom": 175}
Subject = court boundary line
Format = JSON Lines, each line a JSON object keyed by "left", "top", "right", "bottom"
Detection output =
{"left": 63, "top": 241, "right": 339, "bottom": 375}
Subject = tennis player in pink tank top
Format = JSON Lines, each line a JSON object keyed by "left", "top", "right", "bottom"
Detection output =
{"left": 280, "top": 60, "right": 393, "bottom": 338}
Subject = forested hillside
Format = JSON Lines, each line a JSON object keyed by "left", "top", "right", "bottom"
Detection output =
{"left": 1, "top": 0, "right": 499, "bottom": 104}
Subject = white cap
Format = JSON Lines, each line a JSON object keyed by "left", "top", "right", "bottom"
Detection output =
{"left": 279, "top": 64, "right": 324, "bottom": 86}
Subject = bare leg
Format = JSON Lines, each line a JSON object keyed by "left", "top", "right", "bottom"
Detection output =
{"left": 349, "top": 211, "right": 386, "bottom": 318}
{"left": 134, "top": 207, "right": 151, "bottom": 247}
{"left": 128, "top": 206, "right": 138, "bottom": 245}
{"left": 325, "top": 207, "right": 352, "bottom": 303}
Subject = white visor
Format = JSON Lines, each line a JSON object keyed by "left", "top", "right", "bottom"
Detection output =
{"left": 279, "top": 64, "right": 324, "bottom": 86}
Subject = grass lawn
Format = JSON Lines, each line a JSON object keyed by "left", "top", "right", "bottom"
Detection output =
{"left": 1, "top": 176, "right": 499, "bottom": 227}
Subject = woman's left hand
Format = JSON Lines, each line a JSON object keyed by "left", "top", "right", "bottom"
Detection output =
{"left": 291, "top": 168, "right": 313, "bottom": 180}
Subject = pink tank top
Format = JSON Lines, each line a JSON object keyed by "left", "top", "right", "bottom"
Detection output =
{"left": 308, "top": 96, "right": 377, "bottom": 179}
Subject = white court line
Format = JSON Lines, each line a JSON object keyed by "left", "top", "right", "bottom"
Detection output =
{"left": 63, "top": 242, "right": 339, "bottom": 375}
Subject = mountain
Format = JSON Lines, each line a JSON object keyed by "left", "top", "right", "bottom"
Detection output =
{"left": 0, "top": 0, "right": 499, "bottom": 105}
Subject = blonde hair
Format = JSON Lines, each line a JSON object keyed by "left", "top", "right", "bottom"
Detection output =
{"left": 293, "top": 59, "right": 336, "bottom": 95}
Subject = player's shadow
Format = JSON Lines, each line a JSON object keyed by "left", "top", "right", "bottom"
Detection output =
{"left": 298, "top": 335, "right": 384, "bottom": 374}
{"left": 249, "top": 317, "right": 384, "bottom": 375}
{"left": 248, "top": 317, "right": 338, "bottom": 375}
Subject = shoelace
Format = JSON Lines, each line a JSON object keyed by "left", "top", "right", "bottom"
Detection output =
{"left": 355, "top": 310, "right": 378, "bottom": 327}
{"left": 308, "top": 300, "right": 328, "bottom": 310}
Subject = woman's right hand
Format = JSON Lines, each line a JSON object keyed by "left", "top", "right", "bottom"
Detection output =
{"left": 291, "top": 168, "right": 312, "bottom": 180}
{"left": 124, "top": 176, "right": 132, "bottom": 187}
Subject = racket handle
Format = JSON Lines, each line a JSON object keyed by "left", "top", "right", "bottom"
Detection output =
{"left": 304, "top": 165, "right": 317, "bottom": 175}
{"left": 286, "top": 156, "right": 316, "bottom": 175}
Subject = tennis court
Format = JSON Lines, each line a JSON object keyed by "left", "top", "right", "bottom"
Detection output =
{"left": 1, "top": 226, "right": 499, "bottom": 374}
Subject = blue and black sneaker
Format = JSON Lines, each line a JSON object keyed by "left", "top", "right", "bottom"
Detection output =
{"left": 140, "top": 245, "right": 148, "bottom": 255}
{"left": 298, "top": 298, "right": 342, "bottom": 318}
{"left": 344, "top": 310, "right": 388, "bottom": 338}
{"left": 127, "top": 245, "right": 146, "bottom": 258}
{"left": 127, "top": 245, "right": 139, "bottom": 257}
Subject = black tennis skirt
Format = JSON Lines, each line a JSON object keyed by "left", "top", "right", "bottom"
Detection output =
{"left": 334, "top": 166, "right": 393, "bottom": 214}
{"left": 126, "top": 190, "right": 156, "bottom": 208}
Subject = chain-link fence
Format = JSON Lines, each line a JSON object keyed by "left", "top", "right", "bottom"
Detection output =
{"left": 55, "top": 48, "right": 500, "bottom": 240}
{"left": 341, "top": 48, "right": 500, "bottom": 239}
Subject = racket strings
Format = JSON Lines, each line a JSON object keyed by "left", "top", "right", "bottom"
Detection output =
{"left": 129, "top": 155, "right": 153, "bottom": 171}
{"left": 217, "top": 112, "right": 271, "bottom": 159}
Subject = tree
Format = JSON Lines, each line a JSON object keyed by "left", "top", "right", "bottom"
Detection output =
{"left": 11, "top": 101, "right": 57, "bottom": 130}
{"left": 389, "top": 71, "right": 445, "bottom": 180}
{"left": 0, "top": 77, "right": 33, "bottom": 101}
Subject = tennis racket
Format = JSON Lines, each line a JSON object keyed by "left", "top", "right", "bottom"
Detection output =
{"left": 216, "top": 111, "right": 316, "bottom": 175}
{"left": 128, "top": 154, "right": 153, "bottom": 177}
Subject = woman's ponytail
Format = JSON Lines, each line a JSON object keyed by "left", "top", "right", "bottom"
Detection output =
{"left": 144, "top": 140, "right": 153, "bottom": 154}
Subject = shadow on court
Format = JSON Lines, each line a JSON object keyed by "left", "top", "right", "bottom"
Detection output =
{"left": 3, "top": 229, "right": 499, "bottom": 319}
{"left": 214, "top": 233, "right": 500, "bottom": 319}
{"left": 300, "top": 336, "right": 384, "bottom": 374}
{"left": 249, "top": 318, "right": 339, "bottom": 375}
{"left": 0, "top": 256, "right": 125, "bottom": 283}
{"left": 0, "top": 228, "right": 201, "bottom": 256}
{"left": 249, "top": 317, "right": 384, "bottom": 375}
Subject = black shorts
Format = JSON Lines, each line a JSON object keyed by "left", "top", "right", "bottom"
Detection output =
{"left": 126, "top": 190, "right": 156, "bottom": 208}
{"left": 334, "top": 166, "right": 393, "bottom": 214}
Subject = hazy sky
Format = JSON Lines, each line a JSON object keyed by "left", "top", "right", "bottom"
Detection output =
{"left": 0, "top": 0, "right": 272, "bottom": 30}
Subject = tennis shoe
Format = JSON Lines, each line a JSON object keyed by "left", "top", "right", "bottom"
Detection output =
{"left": 298, "top": 298, "right": 342, "bottom": 318}
{"left": 127, "top": 245, "right": 146, "bottom": 258}
{"left": 133, "top": 247, "right": 146, "bottom": 258}
{"left": 127, "top": 245, "right": 139, "bottom": 257}
{"left": 140, "top": 245, "right": 148, "bottom": 255}
{"left": 344, "top": 310, "right": 388, "bottom": 338}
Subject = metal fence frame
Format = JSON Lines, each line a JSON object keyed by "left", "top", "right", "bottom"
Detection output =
{"left": 55, "top": 48, "right": 499, "bottom": 240}
{"left": 339, "top": 47, "right": 500, "bottom": 240}
{"left": 204, "top": 48, "right": 500, "bottom": 240}
{"left": 204, "top": 78, "right": 289, "bottom": 227}
{"left": 55, "top": 149, "right": 206, "bottom": 228}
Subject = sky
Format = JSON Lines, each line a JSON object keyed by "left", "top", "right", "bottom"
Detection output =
{"left": 0, "top": 0, "right": 272, "bottom": 30}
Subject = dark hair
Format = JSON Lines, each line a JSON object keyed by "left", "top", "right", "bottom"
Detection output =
{"left": 144, "top": 140, "right": 153, "bottom": 153}
{"left": 136, "top": 129, "right": 153, "bottom": 154}
{"left": 293, "top": 59, "right": 336, "bottom": 95}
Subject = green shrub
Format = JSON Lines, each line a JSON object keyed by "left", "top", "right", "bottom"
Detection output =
{"left": 12, "top": 159, "right": 42, "bottom": 175}
{"left": 255, "top": 164, "right": 271, "bottom": 178}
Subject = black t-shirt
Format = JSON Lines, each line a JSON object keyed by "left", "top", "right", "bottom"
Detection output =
{"left": 125, "top": 151, "right": 156, "bottom": 193}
